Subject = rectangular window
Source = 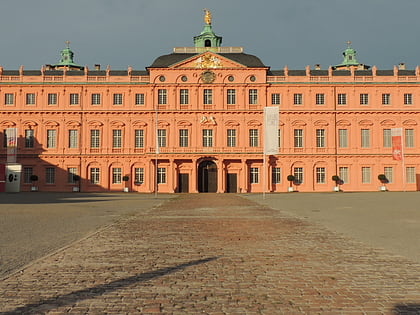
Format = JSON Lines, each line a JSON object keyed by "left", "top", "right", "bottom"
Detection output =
{"left": 112, "top": 167, "right": 122, "bottom": 184}
{"left": 68, "top": 129, "right": 79, "bottom": 148}
{"left": 158, "top": 129, "right": 166, "bottom": 147}
{"left": 406, "top": 167, "right": 416, "bottom": 184}
{"left": 383, "top": 129, "right": 392, "bottom": 148}
{"left": 271, "top": 93, "right": 281, "bottom": 105}
{"left": 337, "top": 93, "right": 347, "bottom": 105}
{"left": 47, "top": 129, "right": 57, "bottom": 148}
{"left": 384, "top": 167, "right": 394, "bottom": 183}
{"left": 68, "top": 167, "right": 78, "bottom": 184}
{"left": 382, "top": 93, "right": 391, "bottom": 105}
{"left": 204, "top": 89, "right": 213, "bottom": 105}
{"left": 405, "top": 129, "right": 415, "bottom": 148}
{"left": 339, "top": 167, "right": 349, "bottom": 184}
{"left": 361, "top": 129, "right": 371, "bottom": 148}
{"left": 179, "top": 129, "right": 189, "bottom": 147}
{"left": 48, "top": 93, "right": 58, "bottom": 105}
{"left": 227, "top": 129, "right": 236, "bottom": 147}
{"left": 5, "top": 93, "right": 14, "bottom": 105}
{"left": 113, "top": 93, "right": 123, "bottom": 105}
{"left": 46, "top": 167, "right": 55, "bottom": 184}
{"left": 338, "top": 129, "right": 348, "bottom": 148}
{"left": 25, "top": 129, "right": 34, "bottom": 148}
{"left": 294, "top": 93, "right": 303, "bottom": 105}
{"left": 91, "top": 93, "right": 101, "bottom": 105}
{"left": 294, "top": 129, "right": 304, "bottom": 148}
{"left": 202, "top": 129, "right": 213, "bottom": 147}
{"left": 157, "top": 167, "right": 166, "bottom": 184}
{"left": 158, "top": 89, "right": 167, "bottom": 105}
{"left": 135, "top": 93, "right": 145, "bottom": 105}
{"left": 112, "top": 129, "right": 122, "bottom": 148}
{"left": 227, "top": 89, "right": 236, "bottom": 105}
{"left": 316, "top": 167, "right": 326, "bottom": 184}
{"left": 23, "top": 167, "right": 33, "bottom": 184}
{"left": 249, "top": 129, "right": 259, "bottom": 147}
{"left": 180, "top": 89, "right": 189, "bottom": 105}
{"left": 404, "top": 93, "right": 413, "bottom": 105}
{"left": 90, "top": 129, "right": 100, "bottom": 148}
{"left": 294, "top": 167, "right": 304, "bottom": 184}
{"left": 316, "top": 129, "right": 326, "bottom": 148}
{"left": 249, "top": 89, "right": 258, "bottom": 105}
{"left": 135, "top": 167, "right": 144, "bottom": 184}
{"left": 250, "top": 167, "right": 259, "bottom": 184}
{"left": 90, "top": 168, "right": 100, "bottom": 184}
{"left": 315, "top": 93, "right": 325, "bottom": 105}
{"left": 26, "top": 93, "right": 36, "bottom": 105}
{"left": 135, "top": 129, "right": 144, "bottom": 148}
{"left": 272, "top": 167, "right": 281, "bottom": 184}
{"left": 362, "top": 167, "right": 371, "bottom": 184}
{"left": 360, "top": 93, "right": 369, "bottom": 105}
{"left": 70, "top": 93, "right": 79, "bottom": 105}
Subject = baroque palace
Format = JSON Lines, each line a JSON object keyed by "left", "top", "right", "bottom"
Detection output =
{"left": 1, "top": 11, "right": 419, "bottom": 193}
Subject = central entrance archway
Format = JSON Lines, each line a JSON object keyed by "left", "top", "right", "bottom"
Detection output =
{"left": 198, "top": 160, "right": 217, "bottom": 193}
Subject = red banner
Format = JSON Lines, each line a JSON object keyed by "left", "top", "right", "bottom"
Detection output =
{"left": 391, "top": 128, "right": 403, "bottom": 161}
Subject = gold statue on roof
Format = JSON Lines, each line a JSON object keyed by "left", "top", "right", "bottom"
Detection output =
{"left": 204, "top": 9, "right": 212, "bottom": 25}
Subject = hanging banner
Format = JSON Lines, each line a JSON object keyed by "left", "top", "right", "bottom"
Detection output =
{"left": 264, "top": 106, "right": 279, "bottom": 155}
{"left": 6, "top": 128, "right": 18, "bottom": 163}
{"left": 391, "top": 127, "right": 403, "bottom": 161}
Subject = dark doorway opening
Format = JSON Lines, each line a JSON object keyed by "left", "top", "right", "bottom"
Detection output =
{"left": 198, "top": 161, "right": 217, "bottom": 192}
{"left": 205, "top": 39, "right": 211, "bottom": 47}
{"left": 178, "top": 173, "right": 189, "bottom": 193}
{"left": 226, "top": 173, "right": 237, "bottom": 193}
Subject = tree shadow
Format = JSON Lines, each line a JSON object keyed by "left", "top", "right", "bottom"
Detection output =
{"left": 393, "top": 304, "right": 420, "bottom": 315}
{"left": 2, "top": 256, "right": 219, "bottom": 315}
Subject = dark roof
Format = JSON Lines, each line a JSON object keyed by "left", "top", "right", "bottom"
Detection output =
{"left": 131, "top": 70, "right": 148, "bottom": 76}
{"left": 310, "top": 70, "right": 328, "bottom": 76}
{"left": 288, "top": 70, "right": 306, "bottom": 76}
{"left": 268, "top": 70, "right": 285, "bottom": 76}
{"left": 354, "top": 70, "right": 373, "bottom": 76}
{"left": 377, "top": 70, "right": 394, "bottom": 76}
{"left": 149, "top": 52, "right": 266, "bottom": 68}
{"left": 2, "top": 70, "right": 19, "bottom": 76}
{"left": 44, "top": 70, "right": 64, "bottom": 76}
{"left": 88, "top": 70, "right": 106, "bottom": 76}
{"left": 398, "top": 70, "right": 415, "bottom": 76}
{"left": 66, "top": 71, "right": 84, "bottom": 76}
{"left": 333, "top": 70, "right": 351, "bottom": 76}
{"left": 110, "top": 70, "right": 128, "bottom": 76}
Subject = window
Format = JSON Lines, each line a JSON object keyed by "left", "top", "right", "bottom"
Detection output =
{"left": 26, "top": 93, "right": 36, "bottom": 105}
{"left": 25, "top": 129, "right": 34, "bottom": 148}
{"left": 404, "top": 93, "right": 413, "bottom": 105}
{"left": 382, "top": 93, "right": 391, "bottom": 105}
{"left": 272, "top": 167, "right": 281, "bottom": 184}
{"left": 227, "top": 129, "right": 236, "bottom": 147}
{"left": 339, "top": 167, "right": 349, "bottom": 184}
{"left": 5, "top": 93, "right": 14, "bottom": 105}
{"left": 135, "top": 93, "right": 145, "bottom": 105}
{"left": 316, "top": 129, "right": 326, "bottom": 148}
{"left": 91, "top": 93, "right": 101, "bottom": 105}
{"left": 47, "top": 129, "right": 57, "bottom": 148}
{"left": 158, "top": 89, "right": 167, "bottom": 105}
{"left": 113, "top": 93, "right": 123, "bottom": 105}
{"left": 135, "top": 129, "right": 144, "bottom": 148}
{"left": 294, "top": 129, "right": 304, "bottom": 148}
{"left": 204, "top": 89, "right": 213, "bottom": 105}
{"left": 383, "top": 129, "right": 392, "bottom": 148}
{"left": 68, "top": 129, "right": 78, "bottom": 148}
{"left": 406, "top": 167, "right": 416, "bottom": 184}
{"left": 271, "top": 93, "right": 281, "bottom": 105}
{"left": 70, "top": 93, "right": 79, "bottom": 105}
{"left": 227, "top": 89, "right": 236, "bottom": 105}
{"left": 46, "top": 167, "right": 55, "bottom": 184}
{"left": 158, "top": 129, "right": 166, "bottom": 147}
{"left": 112, "top": 167, "right": 122, "bottom": 184}
{"left": 316, "top": 167, "right": 326, "bottom": 184}
{"left": 249, "top": 129, "right": 259, "bottom": 147}
{"left": 112, "top": 129, "right": 122, "bottom": 148}
{"left": 294, "top": 167, "right": 304, "bottom": 184}
{"left": 405, "top": 129, "right": 415, "bottom": 148}
{"left": 250, "top": 167, "right": 259, "bottom": 184}
{"left": 360, "top": 93, "right": 369, "bottom": 105}
{"left": 157, "top": 167, "right": 166, "bottom": 184}
{"left": 249, "top": 89, "right": 258, "bottom": 105}
{"left": 361, "top": 129, "right": 371, "bottom": 148}
{"left": 48, "top": 93, "right": 57, "bottom": 105}
{"left": 203, "top": 129, "right": 213, "bottom": 147}
{"left": 90, "top": 129, "right": 100, "bottom": 148}
{"left": 23, "top": 167, "right": 33, "bottom": 184}
{"left": 293, "top": 93, "right": 303, "bottom": 105}
{"left": 180, "top": 89, "right": 189, "bottom": 105}
{"left": 90, "top": 168, "right": 100, "bottom": 184}
{"left": 338, "top": 93, "right": 347, "bottom": 105}
{"left": 362, "top": 167, "right": 371, "bottom": 184}
{"left": 338, "top": 129, "right": 348, "bottom": 148}
{"left": 68, "top": 167, "right": 78, "bottom": 183}
{"left": 179, "top": 129, "right": 189, "bottom": 147}
{"left": 135, "top": 167, "right": 144, "bottom": 184}
{"left": 384, "top": 167, "right": 394, "bottom": 183}
{"left": 315, "top": 93, "right": 325, "bottom": 105}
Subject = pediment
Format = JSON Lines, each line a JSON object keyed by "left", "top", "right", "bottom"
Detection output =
{"left": 172, "top": 52, "right": 247, "bottom": 69}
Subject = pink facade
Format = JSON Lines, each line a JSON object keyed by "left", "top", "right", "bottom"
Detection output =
{"left": 1, "top": 17, "right": 419, "bottom": 193}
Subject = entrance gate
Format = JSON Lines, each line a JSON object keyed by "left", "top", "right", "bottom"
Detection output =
{"left": 198, "top": 161, "right": 217, "bottom": 193}
{"left": 226, "top": 173, "right": 237, "bottom": 193}
{"left": 178, "top": 173, "right": 189, "bottom": 193}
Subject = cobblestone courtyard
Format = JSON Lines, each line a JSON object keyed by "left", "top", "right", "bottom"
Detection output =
{"left": 0, "top": 193, "right": 420, "bottom": 314}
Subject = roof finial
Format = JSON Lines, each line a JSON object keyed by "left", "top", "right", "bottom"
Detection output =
{"left": 346, "top": 40, "right": 352, "bottom": 48}
{"left": 204, "top": 9, "right": 212, "bottom": 25}
{"left": 65, "top": 40, "right": 71, "bottom": 48}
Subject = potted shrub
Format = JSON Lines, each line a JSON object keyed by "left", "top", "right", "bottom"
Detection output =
{"left": 30, "top": 175, "right": 38, "bottom": 191}
{"left": 122, "top": 175, "right": 130, "bottom": 192}
{"left": 378, "top": 174, "right": 388, "bottom": 191}
{"left": 287, "top": 175, "right": 295, "bottom": 192}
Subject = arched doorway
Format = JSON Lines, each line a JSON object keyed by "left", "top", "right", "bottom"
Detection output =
{"left": 198, "top": 160, "right": 217, "bottom": 192}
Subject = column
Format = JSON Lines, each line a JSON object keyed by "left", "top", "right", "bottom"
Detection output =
{"left": 191, "top": 158, "right": 198, "bottom": 193}
{"left": 217, "top": 159, "right": 224, "bottom": 193}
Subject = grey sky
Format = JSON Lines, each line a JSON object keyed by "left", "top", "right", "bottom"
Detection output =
{"left": 1, "top": 0, "right": 419, "bottom": 70}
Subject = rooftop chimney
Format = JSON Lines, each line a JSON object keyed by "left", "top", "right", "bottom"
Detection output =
{"left": 94, "top": 64, "right": 101, "bottom": 70}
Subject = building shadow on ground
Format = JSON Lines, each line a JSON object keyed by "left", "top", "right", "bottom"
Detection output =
{"left": 393, "top": 304, "right": 420, "bottom": 315}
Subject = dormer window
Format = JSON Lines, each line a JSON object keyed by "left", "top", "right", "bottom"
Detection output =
{"left": 205, "top": 39, "right": 211, "bottom": 47}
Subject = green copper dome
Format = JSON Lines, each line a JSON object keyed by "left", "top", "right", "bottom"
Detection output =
{"left": 193, "top": 9, "right": 222, "bottom": 49}
{"left": 51, "top": 41, "right": 84, "bottom": 70}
